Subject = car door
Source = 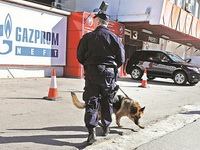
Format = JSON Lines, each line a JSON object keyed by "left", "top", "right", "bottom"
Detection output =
{"left": 138, "top": 51, "right": 157, "bottom": 75}
{"left": 150, "top": 52, "right": 174, "bottom": 77}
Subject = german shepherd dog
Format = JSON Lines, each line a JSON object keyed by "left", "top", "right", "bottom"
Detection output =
{"left": 71, "top": 92, "right": 145, "bottom": 129}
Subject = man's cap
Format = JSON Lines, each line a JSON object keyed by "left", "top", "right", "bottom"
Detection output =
{"left": 93, "top": 12, "right": 109, "bottom": 21}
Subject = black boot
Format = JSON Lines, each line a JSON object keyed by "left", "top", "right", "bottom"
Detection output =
{"left": 87, "top": 128, "right": 97, "bottom": 144}
{"left": 102, "top": 126, "right": 110, "bottom": 136}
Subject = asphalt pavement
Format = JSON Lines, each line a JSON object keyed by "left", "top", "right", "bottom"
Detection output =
{"left": 0, "top": 77, "right": 200, "bottom": 150}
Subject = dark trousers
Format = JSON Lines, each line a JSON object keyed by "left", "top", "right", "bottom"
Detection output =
{"left": 83, "top": 65, "right": 116, "bottom": 128}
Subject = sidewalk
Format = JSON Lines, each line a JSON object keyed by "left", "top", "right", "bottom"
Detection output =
{"left": 136, "top": 118, "right": 200, "bottom": 150}
{"left": 0, "top": 77, "right": 200, "bottom": 150}
{"left": 0, "top": 77, "right": 139, "bottom": 150}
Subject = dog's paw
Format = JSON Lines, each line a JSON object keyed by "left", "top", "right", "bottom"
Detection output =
{"left": 138, "top": 125, "right": 145, "bottom": 129}
{"left": 71, "top": 92, "right": 75, "bottom": 96}
{"left": 131, "top": 129, "right": 138, "bottom": 132}
{"left": 117, "top": 124, "right": 123, "bottom": 128}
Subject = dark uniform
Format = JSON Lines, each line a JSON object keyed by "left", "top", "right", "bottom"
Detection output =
{"left": 77, "top": 25, "right": 125, "bottom": 127}
{"left": 77, "top": 13, "right": 125, "bottom": 144}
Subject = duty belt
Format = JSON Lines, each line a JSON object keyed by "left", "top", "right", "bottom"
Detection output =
{"left": 106, "top": 67, "right": 115, "bottom": 71}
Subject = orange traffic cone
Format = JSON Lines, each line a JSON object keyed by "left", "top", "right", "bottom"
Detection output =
{"left": 43, "top": 69, "right": 61, "bottom": 100}
{"left": 139, "top": 68, "right": 148, "bottom": 88}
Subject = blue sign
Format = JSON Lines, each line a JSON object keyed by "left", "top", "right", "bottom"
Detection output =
{"left": 0, "top": 13, "right": 59, "bottom": 57}
{"left": 0, "top": 3, "right": 67, "bottom": 66}
{"left": 16, "top": 46, "right": 58, "bottom": 57}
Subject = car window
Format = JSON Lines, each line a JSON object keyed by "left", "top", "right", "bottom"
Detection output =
{"left": 168, "top": 53, "right": 184, "bottom": 63}
{"left": 138, "top": 52, "right": 146, "bottom": 60}
{"left": 128, "top": 51, "right": 142, "bottom": 64}
{"left": 144, "top": 52, "right": 169, "bottom": 63}
{"left": 142, "top": 52, "right": 158, "bottom": 61}
{"left": 159, "top": 53, "right": 170, "bottom": 62}
{"left": 130, "top": 51, "right": 140, "bottom": 59}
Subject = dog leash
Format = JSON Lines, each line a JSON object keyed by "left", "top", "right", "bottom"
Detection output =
{"left": 119, "top": 87, "right": 130, "bottom": 99}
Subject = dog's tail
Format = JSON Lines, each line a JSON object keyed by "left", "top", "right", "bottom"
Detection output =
{"left": 71, "top": 92, "right": 85, "bottom": 109}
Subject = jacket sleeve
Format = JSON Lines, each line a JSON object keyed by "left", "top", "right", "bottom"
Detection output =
{"left": 114, "top": 37, "right": 125, "bottom": 68}
{"left": 77, "top": 36, "right": 87, "bottom": 65}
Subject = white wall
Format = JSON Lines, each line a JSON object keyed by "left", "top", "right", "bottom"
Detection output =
{"left": 0, "top": 67, "right": 63, "bottom": 78}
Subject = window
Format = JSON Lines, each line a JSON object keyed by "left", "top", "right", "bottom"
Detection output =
{"left": 190, "top": 0, "right": 196, "bottom": 14}
{"left": 168, "top": 53, "right": 184, "bottom": 62}
{"left": 194, "top": 0, "right": 200, "bottom": 18}
{"left": 187, "top": 0, "right": 200, "bottom": 18}
{"left": 176, "top": 0, "right": 185, "bottom": 8}
{"left": 198, "top": 1, "right": 200, "bottom": 18}
{"left": 170, "top": 0, "right": 176, "bottom": 3}
{"left": 143, "top": 52, "right": 159, "bottom": 61}
{"left": 172, "top": 0, "right": 200, "bottom": 18}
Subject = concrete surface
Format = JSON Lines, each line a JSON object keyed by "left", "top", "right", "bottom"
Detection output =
{"left": 0, "top": 76, "right": 200, "bottom": 150}
{"left": 136, "top": 119, "right": 200, "bottom": 150}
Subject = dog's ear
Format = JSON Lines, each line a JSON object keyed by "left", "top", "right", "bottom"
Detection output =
{"left": 140, "top": 107, "right": 145, "bottom": 112}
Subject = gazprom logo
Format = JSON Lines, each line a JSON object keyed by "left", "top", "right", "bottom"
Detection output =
{"left": 0, "top": 13, "right": 59, "bottom": 57}
{"left": 4, "top": 14, "right": 12, "bottom": 39}
{"left": 0, "top": 13, "right": 13, "bottom": 55}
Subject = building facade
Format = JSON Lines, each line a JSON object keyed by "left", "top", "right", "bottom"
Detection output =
{"left": 71, "top": 0, "right": 200, "bottom": 59}
{"left": 0, "top": 0, "right": 124, "bottom": 78}
{"left": 0, "top": 0, "right": 70, "bottom": 78}
{"left": 1, "top": 0, "right": 200, "bottom": 78}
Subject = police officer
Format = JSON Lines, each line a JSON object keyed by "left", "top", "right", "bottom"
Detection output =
{"left": 77, "top": 11, "right": 125, "bottom": 144}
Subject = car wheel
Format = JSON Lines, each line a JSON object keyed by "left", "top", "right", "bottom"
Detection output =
{"left": 173, "top": 71, "right": 187, "bottom": 85}
{"left": 130, "top": 67, "right": 142, "bottom": 80}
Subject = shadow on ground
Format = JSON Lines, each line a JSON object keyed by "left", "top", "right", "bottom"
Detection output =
{"left": 180, "top": 111, "right": 200, "bottom": 115}
{"left": 2, "top": 126, "right": 127, "bottom": 149}
{"left": 1, "top": 126, "right": 88, "bottom": 149}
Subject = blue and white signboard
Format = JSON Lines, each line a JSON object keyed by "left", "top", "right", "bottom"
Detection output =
{"left": 0, "top": 2, "right": 67, "bottom": 66}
